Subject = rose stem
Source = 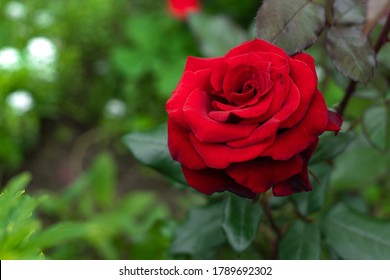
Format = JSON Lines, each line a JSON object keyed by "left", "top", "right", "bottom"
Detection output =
{"left": 260, "top": 195, "right": 282, "bottom": 259}
{"left": 337, "top": 14, "right": 390, "bottom": 117}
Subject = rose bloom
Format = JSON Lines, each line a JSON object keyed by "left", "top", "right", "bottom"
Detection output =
{"left": 166, "top": 39, "right": 342, "bottom": 198}
{"left": 167, "top": 0, "right": 200, "bottom": 20}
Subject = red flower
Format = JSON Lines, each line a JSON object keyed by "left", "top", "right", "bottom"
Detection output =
{"left": 166, "top": 39, "right": 342, "bottom": 198}
{"left": 168, "top": 0, "right": 200, "bottom": 20}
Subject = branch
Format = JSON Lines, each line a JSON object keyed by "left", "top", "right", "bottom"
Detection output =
{"left": 260, "top": 195, "right": 282, "bottom": 259}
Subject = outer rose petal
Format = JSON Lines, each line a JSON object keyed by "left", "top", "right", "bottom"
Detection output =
{"left": 272, "top": 139, "right": 318, "bottom": 196}
{"left": 185, "top": 56, "right": 224, "bottom": 72}
{"left": 280, "top": 58, "right": 317, "bottom": 128}
{"left": 292, "top": 53, "right": 317, "bottom": 78}
{"left": 190, "top": 132, "right": 275, "bottom": 169}
{"left": 167, "top": 119, "right": 206, "bottom": 169}
{"left": 226, "top": 155, "right": 303, "bottom": 193}
{"left": 225, "top": 39, "right": 287, "bottom": 59}
{"left": 166, "top": 68, "right": 212, "bottom": 127}
{"left": 263, "top": 90, "right": 328, "bottom": 160}
{"left": 181, "top": 165, "right": 255, "bottom": 198}
{"left": 326, "top": 110, "right": 343, "bottom": 132}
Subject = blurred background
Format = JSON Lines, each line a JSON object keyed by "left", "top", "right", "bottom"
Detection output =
{"left": 1, "top": 0, "right": 390, "bottom": 260}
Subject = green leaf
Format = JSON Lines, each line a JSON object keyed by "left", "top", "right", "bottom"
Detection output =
{"left": 89, "top": 152, "right": 116, "bottom": 209}
{"left": 187, "top": 13, "right": 248, "bottom": 57}
{"left": 28, "top": 222, "right": 92, "bottom": 249}
{"left": 111, "top": 47, "right": 147, "bottom": 79}
{"left": 362, "top": 104, "right": 390, "bottom": 152}
{"left": 326, "top": 26, "right": 376, "bottom": 84}
{"left": 292, "top": 163, "right": 332, "bottom": 216}
{"left": 333, "top": 0, "right": 365, "bottom": 25}
{"left": 222, "top": 195, "right": 262, "bottom": 252}
{"left": 279, "top": 220, "right": 321, "bottom": 260}
{"left": 170, "top": 202, "right": 226, "bottom": 257}
{"left": 256, "top": 0, "right": 325, "bottom": 55}
{"left": 330, "top": 135, "right": 388, "bottom": 190}
{"left": 123, "top": 124, "right": 187, "bottom": 185}
{"left": 321, "top": 203, "right": 390, "bottom": 259}
{"left": 311, "top": 131, "right": 354, "bottom": 164}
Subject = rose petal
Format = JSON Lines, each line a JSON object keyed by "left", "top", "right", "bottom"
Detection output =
{"left": 272, "top": 139, "right": 318, "bottom": 196}
{"left": 210, "top": 52, "right": 270, "bottom": 94}
{"left": 167, "top": 118, "right": 207, "bottom": 169}
{"left": 190, "top": 132, "right": 274, "bottom": 168}
{"left": 263, "top": 91, "right": 328, "bottom": 160}
{"left": 227, "top": 155, "right": 303, "bottom": 193}
{"left": 185, "top": 56, "right": 224, "bottom": 72}
{"left": 225, "top": 39, "right": 287, "bottom": 59}
{"left": 326, "top": 110, "right": 343, "bottom": 132}
{"left": 181, "top": 165, "right": 255, "bottom": 198}
{"left": 166, "top": 69, "right": 212, "bottom": 127}
{"left": 227, "top": 81, "right": 301, "bottom": 148}
{"left": 292, "top": 53, "right": 316, "bottom": 77}
{"left": 280, "top": 58, "right": 317, "bottom": 128}
{"left": 183, "top": 89, "right": 257, "bottom": 142}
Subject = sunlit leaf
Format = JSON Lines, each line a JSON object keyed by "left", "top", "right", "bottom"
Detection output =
{"left": 362, "top": 104, "right": 390, "bottom": 152}
{"left": 170, "top": 202, "right": 226, "bottom": 257}
{"left": 123, "top": 123, "right": 186, "bottom": 185}
{"left": 279, "top": 220, "right": 321, "bottom": 259}
{"left": 28, "top": 222, "right": 93, "bottom": 249}
{"left": 326, "top": 26, "right": 376, "bottom": 83}
{"left": 256, "top": 0, "right": 325, "bottom": 55}
{"left": 222, "top": 195, "right": 262, "bottom": 252}
{"left": 187, "top": 13, "right": 248, "bottom": 57}
{"left": 322, "top": 203, "right": 390, "bottom": 259}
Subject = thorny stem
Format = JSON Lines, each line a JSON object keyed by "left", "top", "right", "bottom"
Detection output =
{"left": 337, "top": 14, "right": 390, "bottom": 117}
{"left": 260, "top": 195, "right": 282, "bottom": 259}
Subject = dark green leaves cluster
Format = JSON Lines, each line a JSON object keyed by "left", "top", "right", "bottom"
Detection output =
{"left": 255, "top": 0, "right": 376, "bottom": 83}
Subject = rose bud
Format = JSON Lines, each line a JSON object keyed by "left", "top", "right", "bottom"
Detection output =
{"left": 167, "top": 0, "right": 201, "bottom": 20}
{"left": 166, "top": 39, "right": 342, "bottom": 199}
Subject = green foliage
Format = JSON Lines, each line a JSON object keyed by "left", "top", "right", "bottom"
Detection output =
{"left": 322, "top": 204, "right": 390, "bottom": 259}
{"left": 170, "top": 202, "right": 226, "bottom": 258}
{"left": 330, "top": 135, "right": 389, "bottom": 190}
{"left": 292, "top": 163, "right": 332, "bottom": 216}
{"left": 123, "top": 124, "right": 187, "bottom": 185}
{"left": 38, "top": 152, "right": 171, "bottom": 259}
{"left": 279, "top": 220, "right": 321, "bottom": 260}
{"left": 310, "top": 132, "right": 355, "bottom": 164}
{"left": 332, "top": 0, "right": 365, "bottom": 25}
{"left": 362, "top": 104, "right": 390, "bottom": 152}
{"left": 326, "top": 26, "right": 376, "bottom": 84}
{"left": 0, "top": 173, "right": 43, "bottom": 259}
{"left": 222, "top": 194, "right": 263, "bottom": 252}
{"left": 256, "top": 0, "right": 326, "bottom": 55}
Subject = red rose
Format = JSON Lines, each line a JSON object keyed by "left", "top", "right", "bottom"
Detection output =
{"left": 166, "top": 39, "right": 342, "bottom": 198}
{"left": 167, "top": 0, "right": 200, "bottom": 20}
